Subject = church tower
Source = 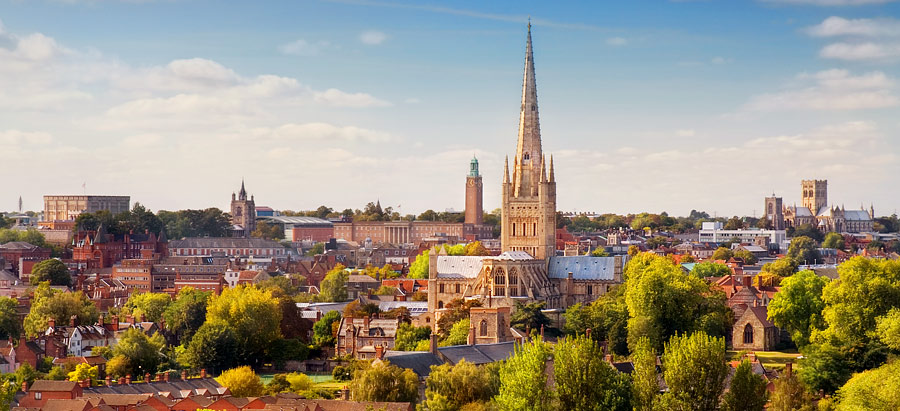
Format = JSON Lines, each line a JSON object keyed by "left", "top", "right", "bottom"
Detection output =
{"left": 801, "top": 179, "right": 827, "bottom": 215}
{"left": 465, "top": 156, "right": 484, "bottom": 225}
{"left": 230, "top": 180, "right": 256, "bottom": 237}
{"left": 501, "top": 23, "right": 557, "bottom": 260}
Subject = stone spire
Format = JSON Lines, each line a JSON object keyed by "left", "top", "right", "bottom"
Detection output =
{"left": 513, "top": 21, "right": 543, "bottom": 198}
{"left": 548, "top": 155, "right": 555, "bottom": 183}
{"left": 503, "top": 156, "right": 510, "bottom": 184}
{"left": 239, "top": 179, "right": 247, "bottom": 201}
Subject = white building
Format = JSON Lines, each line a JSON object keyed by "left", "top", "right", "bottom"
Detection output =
{"left": 698, "top": 222, "right": 786, "bottom": 246}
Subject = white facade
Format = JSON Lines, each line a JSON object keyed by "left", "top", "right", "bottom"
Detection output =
{"left": 699, "top": 222, "right": 786, "bottom": 245}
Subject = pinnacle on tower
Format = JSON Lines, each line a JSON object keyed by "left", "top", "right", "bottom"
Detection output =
{"left": 503, "top": 156, "right": 510, "bottom": 184}
{"left": 239, "top": 179, "right": 248, "bottom": 200}
{"left": 548, "top": 155, "right": 554, "bottom": 183}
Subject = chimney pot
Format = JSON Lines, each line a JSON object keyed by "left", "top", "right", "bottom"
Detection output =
{"left": 200, "top": 369, "right": 206, "bottom": 379}
{"left": 105, "top": 376, "right": 112, "bottom": 386}
{"left": 118, "top": 377, "right": 125, "bottom": 385}
{"left": 164, "top": 372, "right": 169, "bottom": 382}
{"left": 375, "top": 345, "right": 385, "bottom": 360}
{"left": 125, "top": 375, "right": 131, "bottom": 384}
{"left": 145, "top": 372, "right": 151, "bottom": 382}
{"left": 48, "top": 318, "right": 55, "bottom": 328}
{"left": 429, "top": 333, "right": 438, "bottom": 355}
{"left": 21, "top": 381, "right": 27, "bottom": 392}
{"left": 181, "top": 370, "right": 187, "bottom": 380}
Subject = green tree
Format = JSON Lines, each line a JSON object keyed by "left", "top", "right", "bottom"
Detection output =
{"left": 206, "top": 285, "right": 282, "bottom": 366}
{"left": 0, "top": 378, "right": 18, "bottom": 411}
{"left": 791, "top": 224, "right": 824, "bottom": 242}
{"left": 349, "top": 360, "right": 418, "bottom": 403}
{"left": 690, "top": 261, "right": 732, "bottom": 279}
{"left": 318, "top": 265, "right": 349, "bottom": 302}
{"left": 442, "top": 318, "right": 470, "bottom": 347}
{"left": 408, "top": 250, "right": 429, "bottom": 279}
{"left": 183, "top": 321, "right": 239, "bottom": 374}
{"left": 766, "top": 270, "right": 829, "bottom": 347}
{"left": 436, "top": 299, "right": 482, "bottom": 339}
{"left": 251, "top": 221, "right": 284, "bottom": 241}
{"left": 495, "top": 339, "right": 553, "bottom": 411}
{"left": 24, "top": 283, "right": 99, "bottom": 337}
{"left": 162, "top": 286, "right": 210, "bottom": 344}
{"left": 822, "top": 232, "right": 845, "bottom": 250}
{"left": 30, "top": 259, "right": 71, "bottom": 286}
{"left": 123, "top": 292, "right": 171, "bottom": 323}
{"left": 833, "top": 360, "right": 900, "bottom": 411}
{"left": 394, "top": 323, "right": 431, "bottom": 351}
{"left": 422, "top": 360, "right": 498, "bottom": 410}
{"left": 819, "top": 257, "right": 900, "bottom": 346}
{"left": 798, "top": 342, "right": 852, "bottom": 394}
{"left": 0, "top": 297, "right": 21, "bottom": 339}
{"left": 464, "top": 241, "right": 491, "bottom": 256}
{"left": 658, "top": 332, "right": 728, "bottom": 411}
{"left": 721, "top": 360, "right": 768, "bottom": 411}
{"left": 553, "top": 335, "right": 632, "bottom": 411}
{"left": 306, "top": 242, "right": 325, "bottom": 256}
{"left": 113, "top": 328, "right": 165, "bottom": 376}
{"left": 724, "top": 216, "right": 743, "bottom": 230}
{"left": 711, "top": 247, "right": 734, "bottom": 261}
{"left": 631, "top": 337, "right": 658, "bottom": 411}
{"left": 509, "top": 301, "right": 550, "bottom": 333}
{"left": 312, "top": 311, "right": 341, "bottom": 348}
{"left": 590, "top": 248, "right": 610, "bottom": 257}
{"left": 768, "top": 371, "right": 816, "bottom": 411}
{"left": 217, "top": 366, "right": 265, "bottom": 397}
{"left": 106, "top": 355, "right": 131, "bottom": 379}
{"left": 876, "top": 308, "right": 900, "bottom": 350}
{"left": 761, "top": 258, "right": 798, "bottom": 277}
{"left": 67, "top": 363, "right": 99, "bottom": 384}
{"left": 787, "top": 236, "right": 821, "bottom": 265}
{"left": 374, "top": 285, "right": 398, "bottom": 296}
{"left": 732, "top": 249, "right": 758, "bottom": 265}
{"left": 157, "top": 208, "right": 231, "bottom": 239}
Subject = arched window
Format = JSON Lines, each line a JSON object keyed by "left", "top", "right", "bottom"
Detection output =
{"left": 480, "top": 320, "right": 488, "bottom": 336}
{"left": 743, "top": 324, "right": 754, "bottom": 345}
{"left": 438, "top": 301, "right": 444, "bottom": 309}
{"left": 494, "top": 269, "right": 506, "bottom": 285}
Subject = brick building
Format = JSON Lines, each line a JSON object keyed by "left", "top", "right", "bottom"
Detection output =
{"left": 0, "top": 242, "right": 51, "bottom": 276}
{"left": 167, "top": 237, "right": 286, "bottom": 259}
{"left": 70, "top": 226, "right": 168, "bottom": 270}
{"left": 335, "top": 316, "right": 400, "bottom": 359}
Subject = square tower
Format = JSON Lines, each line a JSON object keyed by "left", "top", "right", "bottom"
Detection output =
{"left": 801, "top": 180, "right": 827, "bottom": 215}
{"left": 764, "top": 195, "right": 784, "bottom": 230}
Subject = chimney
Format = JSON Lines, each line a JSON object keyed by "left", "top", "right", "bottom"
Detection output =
{"left": 140, "top": 313, "right": 146, "bottom": 323}
{"left": 429, "top": 333, "right": 438, "bottom": 355}
{"left": 98, "top": 314, "right": 104, "bottom": 327}
{"left": 110, "top": 315, "right": 119, "bottom": 331}
{"left": 785, "top": 362, "right": 793, "bottom": 378}
{"left": 164, "top": 372, "right": 170, "bottom": 382}
{"left": 157, "top": 373, "right": 163, "bottom": 382}
{"left": 181, "top": 370, "right": 187, "bottom": 381}
{"left": 105, "top": 376, "right": 112, "bottom": 386}
{"left": 375, "top": 345, "right": 385, "bottom": 360}
{"left": 340, "top": 386, "right": 350, "bottom": 401}
{"left": 540, "top": 324, "right": 545, "bottom": 341}
{"left": 200, "top": 369, "right": 207, "bottom": 379}
{"left": 81, "top": 379, "right": 90, "bottom": 388}
{"left": 21, "top": 381, "right": 27, "bottom": 392}
{"left": 118, "top": 377, "right": 125, "bottom": 385}
{"left": 69, "top": 315, "right": 77, "bottom": 327}
{"left": 125, "top": 375, "right": 131, "bottom": 384}
{"left": 363, "top": 316, "right": 369, "bottom": 330}
{"left": 126, "top": 315, "right": 134, "bottom": 325}
{"left": 144, "top": 372, "right": 151, "bottom": 382}
{"left": 467, "top": 324, "right": 475, "bottom": 345}
{"left": 586, "top": 328, "right": 591, "bottom": 339}
{"left": 743, "top": 276, "right": 752, "bottom": 287}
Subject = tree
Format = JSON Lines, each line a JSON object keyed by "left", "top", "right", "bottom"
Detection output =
{"left": 113, "top": 328, "right": 165, "bottom": 376}
{"left": 630, "top": 337, "right": 658, "bottom": 411}
{"left": 690, "top": 261, "right": 731, "bottom": 279}
{"left": 442, "top": 318, "right": 470, "bottom": 347}
{"left": 721, "top": 360, "right": 768, "bottom": 411}
{"left": 162, "top": 287, "right": 210, "bottom": 344}
{"left": 436, "top": 299, "right": 482, "bottom": 339}
{"left": 798, "top": 342, "right": 852, "bottom": 394}
{"left": 67, "top": 363, "right": 99, "bottom": 384}
{"left": 312, "top": 311, "right": 341, "bottom": 348}
{"left": 591, "top": 248, "right": 610, "bottom": 257}
{"left": 711, "top": 247, "right": 734, "bottom": 261}
{"left": 553, "top": 335, "right": 631, "bottom": 411}
{"left": 158, "top": 208, "right": 231, "bottom": 239}
{"left": 251, "top": 221, "right": 284, "bottom": 241}
{"left": 408, "top": 250, "right": 429, "bottom": 279}
{"left": 822, "top": 232, "right": 845, "bottom": 250}
{"left": 24, "top": 283, "right": 99, "bottom": 337}
{"left": 680, "top": 254, "right": 696, "bottom": 263}
{"left": 724, "top": 217, "right": 743, "bottom": 230}
{"left": 106, "top": 355, "right": 131, "bottom": 379}
{"left": 374, "top": 285, "right": 397, "bottom": 296}
{"left": 876, "top": 308, "right": 900, "bottom": 350}
{"left": 791, "top": 224, "right": 824, "bottom": 242}
{"left": 306, "top": 242, "right": 325, "bottom": 256}
{"left": 767, "top": 270, "right": 829, "bottom": 348}
{"left": 732, "top": 249, "right": 758, "bottom": 265}
{"left": 422, "top": 360, "right": 498, "bottom": 410}
{"left": 464, "top": 241, "right": 491, "bottom": 256}
{"left": 217, "top": 366, "right": 265, "bottom": 397}
{"left": 495, "top": 340, "right": 553, "bottom": 411}
{"left": 124, "top": 292, "right": 171, "bottom": 323}
{"left": 206, "top": 285, "right": 282, "bottom": 366}
{"left": 0, "top": 297, "right": 20, "bottom": 340}
{"left": 510, "top": 301, "right": 550, "bottom": 333}
{"left": 0, "top": 378, "right": 18, "bottom": 411}
{"left": 394, "top": 323, "right": 431, "bottom": 351}
{"left": 769, "top": 371, "right": 816, "bottom": 411}
{"left": 787, "top": 236, "right": 821, "bottom": 265}
{"left": 318, "top": 265, "right": 348, "bottom": 302}
{"left": 658, "top": 332, "right": 728, "bottom": 411}
{"left": 819, "top": 257, "right": 900, "bottom": 347}
{"left": 183, "top": 321, "right": 239, "bottom": 374}
{"left": 833, "top": 360, "right": 900, "bottom": 411}
{"left": 30, "top": 259, "right": 71, "bottom": 286}
{"left": 349, "top": 360, "right": 418, "bottom": 403}
{"left": 761, "top": 258, "right": 798, "bottom": 277}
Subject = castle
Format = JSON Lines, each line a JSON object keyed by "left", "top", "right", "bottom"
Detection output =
{"left": 427, "top": 24, "right": 625, "bottom": 319}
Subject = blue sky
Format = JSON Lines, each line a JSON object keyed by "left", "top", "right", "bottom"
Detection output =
{"left": 2, "top": 0, "right": 899, "bottom": 218}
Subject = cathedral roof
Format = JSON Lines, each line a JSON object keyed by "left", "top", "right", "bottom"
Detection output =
{"left": 844, "top": 209, "right": 871, "bottom": 221}
{"left": 793, "top": 207, "right": 814, "bottom": 217}
{"left": 547, "top": 256, "right": 619, "bottom": 280}
{"left": 494, "top": 251, "right": 535, "bottom": 261}
{"left": 435, "top": 256, "right": 487, "bottom": 279}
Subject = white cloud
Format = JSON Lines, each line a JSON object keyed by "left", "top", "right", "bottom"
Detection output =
{"left": 314, "top": 88, "right": 392, "bottom": 107}
{"left": 250, "top": 122, "right": 395, "bottom": 143}
{"left": 360, "top": 30, "right": 387, "bottom": 45}
{"left": 806, "top": 17, "right": 900, "bottom": 61}
{"left": 605, "top": 37, "right": 627, "bottom": 46}
{"left": 278, "top": 39, "right": 332, "bottom": 56}
{"left": 820, "top": 42, "right": 900, "bottom": 60}
{"left": 762, "top": 0, "right": 898, "bottom": 5}
{"left": 742, "top": 69, "right": 898, "bottom": 111}
{"left": 806, "top": 16, "right": 900, "bottom": 37}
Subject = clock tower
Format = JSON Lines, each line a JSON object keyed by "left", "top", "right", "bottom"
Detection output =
{"left": 465, "top": 156, "right": 484, "bottom": 225}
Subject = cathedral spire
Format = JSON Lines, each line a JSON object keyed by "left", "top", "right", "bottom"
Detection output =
{"left": 513, "top": 22, "right": 543, "bottom": 197}
{"left": 239, "top": 179, "right": 247, "bottom": 201}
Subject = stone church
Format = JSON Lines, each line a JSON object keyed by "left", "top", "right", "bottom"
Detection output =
{"left": 230, "top": 180, "right": 257, "bottom": 238}
{"left": 427, "top": 23, "right": 626, "bottom": 320}
{"left": 778, "top": 179, "right": 874, "bottom": 233}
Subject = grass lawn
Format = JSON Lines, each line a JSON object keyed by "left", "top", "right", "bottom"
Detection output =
{"left": 259, "top": 373, "right": 334, "bottom": 385}
{"left": 727, "top": 350, "right": 802, "bottom": 371}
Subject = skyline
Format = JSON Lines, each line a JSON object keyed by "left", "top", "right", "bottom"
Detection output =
{"left": 2, "top": 0, "right": 900, "bottom": 217}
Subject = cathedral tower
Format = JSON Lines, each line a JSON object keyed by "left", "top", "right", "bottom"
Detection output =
{"left": 764, "top": 194, "right": 784, "bottom": 230}
{"left": 465, "top": 156, "right": 484, "bottom": 225}
{"left": 801, "top": 180, "right": 827, "bottom": 215}
{"left": 230, "top": 180, "right": 256, "bottom": 237}
{"left": 501, "top": 23, "right": 557, "bottom": 260}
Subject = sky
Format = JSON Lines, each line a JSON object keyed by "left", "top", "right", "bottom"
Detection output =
{"left": 2, "top": 0, "right": 900, "bottom": 218}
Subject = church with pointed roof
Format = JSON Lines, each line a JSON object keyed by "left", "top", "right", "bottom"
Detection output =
{"left": 230, "top": 180, "right": 256, "bottom": 238}
{"left": 426, "top": 24, "right": 626, "bottom": 322}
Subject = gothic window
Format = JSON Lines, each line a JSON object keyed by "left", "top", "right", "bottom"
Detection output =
{"left": 768, "top": 203, "right": 773, "bottom": 214}
{"left": 512, "top": 224, "right": 516, "bottom": 237}
{"left": 524, "top": 152, "right": 530, "bottom": 160}
{"left": 743, "top": 324, "right": 754, "bottom": 345}
{"left": 438, "top": 301, "right": 444, "bottom": 309}
{"left": 531, "top": 105, "right": 535, "bottom": 111}
{"left": 439, "top": 284, "right": 445, "bottom": 293}
{"left": 494, "top": 269, "right": 506, "bottom": 285}
{"left": 480, "top": 320, "right": 488, "bottom": 336}
{"left": 235, "top": 207, "right": 242, "bottom": 217}
{"left": 533, "top": 223, "right": 537, "bottom": 237}
{"left": 455, "top": 284, "right": 460, "bottom": 293}
{"left": 587, "top": 285, "right": 593, "bottom": 295}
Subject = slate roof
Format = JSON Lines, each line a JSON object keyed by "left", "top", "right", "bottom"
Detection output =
{"left": 435, "top": 256, "right": 487, "bottom": 279}
{"left": 378, "top": 301, "right": 428, "bottom": 316}
{"left": 29, "top": 380, "right": 79, "bottom": 392}
{"left": 844, "top": 209, "right": 871, "bottom": 221}
{"left": 83, "top": 377, "right": 226, "bottom": 399}
{"left": 384, "top": 351, "right": 443, "bottom": 378}
{"left": 168, "top": 237, "right": 284, "bottom": 249}
{"left": 0, "top": 241, "right": 40, "bottom": 250}
{"left": 547, "top": 256, "right": 618, "bottom": 280}
{"left": 794, "top": 207, "right": 814, "bottom": 217}
{"left": 437, "top": 341, "right": 517, "bottom": 365}
{"left": 493, "top": 251, "right": 535, "bottom": 261}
